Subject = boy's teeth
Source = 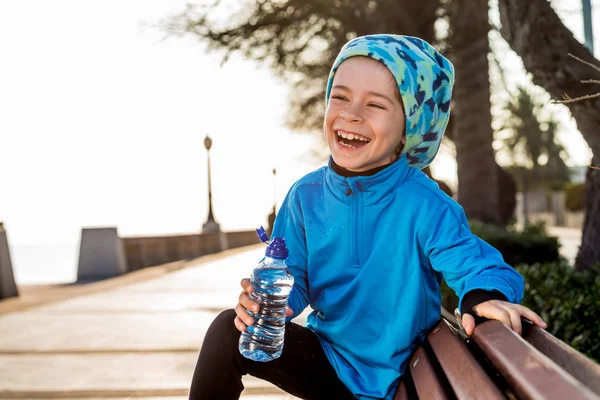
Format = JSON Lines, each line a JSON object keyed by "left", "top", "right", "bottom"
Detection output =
{"left": 336, "top": 131, "right": 369, "bottom": 142}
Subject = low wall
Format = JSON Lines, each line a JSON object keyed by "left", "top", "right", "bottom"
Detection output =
{"left": 122, "top": 230, "right": 259, "bottom": 272}
{"left": 77, "top": 228, "right": 260, "bottom": 281}
{"left": 0, "top": 223, "right": 18, "bottom": 299}
{"left": 77, "top": 227, "right": 127, "bottom": 282}
{"left": 516, "top": 191, "right": 584, "bottom": 229}
{"left": 525, "top": 211, "right": 584, "bottom": 229}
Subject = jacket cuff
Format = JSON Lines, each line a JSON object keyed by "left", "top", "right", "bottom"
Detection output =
{"left": 460, "top": 289, "right": 507, "bottom": 325}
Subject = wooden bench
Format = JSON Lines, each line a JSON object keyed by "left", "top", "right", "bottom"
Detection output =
{"left": 394, "top": 318, "right": 600, "bottom": 399}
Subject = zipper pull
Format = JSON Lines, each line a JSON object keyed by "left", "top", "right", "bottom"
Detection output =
{"left": 345, "top": 187, "right": 352, "bottom": 196}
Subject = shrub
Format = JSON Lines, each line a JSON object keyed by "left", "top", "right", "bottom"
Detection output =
{"left": 565, "top": 182, "right": 585, "bottom": 211}
{"left": 517, "top": 262, "right": 600, "bottom": 362}
{"left": 469, "top": 220, "right": 560, "bottom": 266}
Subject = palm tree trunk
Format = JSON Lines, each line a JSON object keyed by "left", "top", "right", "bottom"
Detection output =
{"left": 498, "top": 0, "right": 600, "bottom": 270}
{"left": 576, "top": 165, "right": 600, "bottom": 270}
{"left": 448, "top": 0, "right": 501, "bottom": 224}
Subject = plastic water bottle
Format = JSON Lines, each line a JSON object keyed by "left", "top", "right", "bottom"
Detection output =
{"left": 239, "top": 227, "right": 294, "bottom": 362}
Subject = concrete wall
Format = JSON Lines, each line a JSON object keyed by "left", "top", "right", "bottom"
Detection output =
{"left": 122, "top": 230, "right": 259, "bottom": 272}
{"left": 77, "top": 227, "right": 128, "bottom": 282}
{"left": 0, "top": 223, "right": 18, "bottom": 299}
{"left": 516, "top": 191, "right": 584, "bottom": 228}
{"left": 77, "top": 227, "right": 259, "bottom": 281}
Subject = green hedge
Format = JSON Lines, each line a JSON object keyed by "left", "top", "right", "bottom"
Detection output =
{"left": 469, "top": 220, "right": 560, "bottom": 266}
{"left": 565, "top": 182, "right": 585, "bottom": 211}
{"left": 517, "top": 262, "right": 600, "bottom": 362}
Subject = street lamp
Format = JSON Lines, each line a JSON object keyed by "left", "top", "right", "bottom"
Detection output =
{"left": 272, "top": 167, "right": 277, "bottom": 211}
{"left": 202, "top": 135, "right": 220, "bottom": 233}
{"left": 267, "top": 168, "right": 277, "bottom": 237}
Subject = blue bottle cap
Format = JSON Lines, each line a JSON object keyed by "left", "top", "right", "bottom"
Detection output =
{"left": 256, "top": 226, "right": 270, "bottom": 244}
{"left": 266, "top": 237, "right": 288, "bottom": 259}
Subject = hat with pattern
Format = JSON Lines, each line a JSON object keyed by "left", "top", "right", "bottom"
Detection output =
{"left": 325, "top": 34, "right": 454, "bottom": 170}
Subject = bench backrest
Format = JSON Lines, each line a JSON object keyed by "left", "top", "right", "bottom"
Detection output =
{"left": 395, "top": 319, "right": 600, "bottom": 400}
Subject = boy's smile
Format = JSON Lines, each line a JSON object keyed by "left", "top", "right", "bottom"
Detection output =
{"left": 335, "top": 129, "right": 371, "bottom": 149}
{"left": 324, "top": 56, "right": 406, "bottom": 172}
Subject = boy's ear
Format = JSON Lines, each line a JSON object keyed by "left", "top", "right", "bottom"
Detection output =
{"left": 395, "top": 137, "right": 406, "bottom": 154}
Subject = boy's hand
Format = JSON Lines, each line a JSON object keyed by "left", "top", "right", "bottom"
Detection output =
{"left": 234, "top": 278, "right": 293, "bottom": 332}
{"left": 461, "top": 300, "right": 547, "bottom": 336}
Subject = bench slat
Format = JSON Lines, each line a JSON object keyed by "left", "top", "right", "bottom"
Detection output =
{"left": 392, "top": 381, "right": 409, "bottom": 400}
{"left": 408, "top": 345, "right": 452, "bottom": 399}
{"left": 428, "top": 320, "right": 504, "bottom": 399}
{"left": 523, "top": 322, "right": 600, "bottom": 396}
{"left": 472, "top": 320, "right": 599, "bottom": 400}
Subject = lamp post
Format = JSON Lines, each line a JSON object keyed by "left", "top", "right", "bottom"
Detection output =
{"left": 267, "top": 168, "right": 277, "bottom": 237}
{"left": 582, "top": 0, "right": 594, "bottom": 54}
{"left": 272, "top": 168, "right": 277, "bottom": 212}
{"left": 202, "top": 135, "right": 220, "bottom": 233}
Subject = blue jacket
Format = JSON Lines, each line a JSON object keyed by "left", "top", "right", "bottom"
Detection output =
{"left": 272, "top": 156, "right": 525, "bottom": 399}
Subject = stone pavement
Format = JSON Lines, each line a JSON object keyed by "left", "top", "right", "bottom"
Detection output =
{"left": 0, "top": 245, "right": 303, "bottom": 400}
{"left": 547, "top": 226, "right": 582, "bottom": 265}
{"left": 0, "top": 227, "right": 582, "bottom": 400}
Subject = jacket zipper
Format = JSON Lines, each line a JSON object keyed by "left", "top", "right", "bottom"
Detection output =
{"left": 347, "top": 179, "right": 360, "bottom": 266}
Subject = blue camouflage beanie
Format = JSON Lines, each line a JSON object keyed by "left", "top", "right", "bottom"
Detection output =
{"left": 325, "top": 34, "right": 454, "bottom": 170}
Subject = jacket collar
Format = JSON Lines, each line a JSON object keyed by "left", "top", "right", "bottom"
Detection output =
{"left": 325, "top": 155, "right": 413, "bottom": 205}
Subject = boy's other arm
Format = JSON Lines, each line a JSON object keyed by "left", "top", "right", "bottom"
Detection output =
{"left": 422, "top": 202, "right": 545, "bottom": 335}
{"left": 459, "top": 289, "right": 545, "bottom": 335}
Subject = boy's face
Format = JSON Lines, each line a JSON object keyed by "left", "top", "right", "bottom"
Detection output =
{"left": 324, "top": 57, "right": 406, "bottom": 172}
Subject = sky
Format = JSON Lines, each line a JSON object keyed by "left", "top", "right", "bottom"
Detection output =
{"left": 0, "top": 0, "right": 596, "bottom": 246}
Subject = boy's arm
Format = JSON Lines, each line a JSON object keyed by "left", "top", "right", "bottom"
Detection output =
{"left": 421, "top": 201, "right": 525, "bottom": 313}
{"left": 272, "top": 186, "right": 309, "bottom": 322}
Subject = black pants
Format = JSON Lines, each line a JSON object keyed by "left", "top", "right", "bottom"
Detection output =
{"left": 189, "top": 309, "right": 355, "bottom": 399}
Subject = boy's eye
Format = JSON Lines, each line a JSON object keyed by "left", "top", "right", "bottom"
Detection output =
{"left": 368, "top": 103, "right": 386, "bottom": 109}
{"left": 331, "top": 95, "right": 348, "bottom": 101}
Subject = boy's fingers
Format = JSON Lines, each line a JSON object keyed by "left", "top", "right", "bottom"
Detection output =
{"left": 474, "top": 301, "right": 548, "bottom": 334}
{"left": 240, "top": 278, "right": 253, "bottom": 294}
{"left": 234, "top": 316, "right": 247, "bottom": 332}
{"left": 501, "top": 306, "right": 523, "bottom": 335}
{"left": 238, "top": 292, "right": 259, "bottom": 312}
{"left": 235, "top": 303, "right": 254, "bottom": 326}
{"left": 515, "top": 304, "right": 547, "bottom": 329}
{"left": 474, "top": 302, "right": 513, "bottom": 330}
{"left": 461, "top": 313, "right": 475, "bottom": 336}
{"left": 285, "top": 306, "right": 294, "bottom": 317}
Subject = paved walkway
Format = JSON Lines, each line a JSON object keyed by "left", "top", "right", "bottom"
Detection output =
{"left": 0, "top": 245, "right": 302, "bottom": 399}
{"left": 0, "top": 227, "right": 581, "bottom": 399}
{"left": 547, "top": 226, "right": 582, "bottom": 265}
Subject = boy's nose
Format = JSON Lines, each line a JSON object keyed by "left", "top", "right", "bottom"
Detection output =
{"left": 339, "top": 108, "right": 362, "bottom": 122}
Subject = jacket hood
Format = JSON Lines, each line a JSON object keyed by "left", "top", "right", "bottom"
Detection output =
{"left": 325, "top": 34, "right": 454, "bottom": 170}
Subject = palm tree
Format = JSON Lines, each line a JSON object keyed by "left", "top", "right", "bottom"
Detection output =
{"left": 498, "top": 0, "right": 600, "bottom": 270}
{"left": 169, "top": 0, "right": 515, "bottom": 225}
{"left": 502, "top": 86, "right": 570, "bottom": 182}
{"left": 447, "top": 0, "right": 502, "bottom": 224}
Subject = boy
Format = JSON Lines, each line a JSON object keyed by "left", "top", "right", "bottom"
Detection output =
{"left": 189, "top": 34, "right": 546, "bottom": 399}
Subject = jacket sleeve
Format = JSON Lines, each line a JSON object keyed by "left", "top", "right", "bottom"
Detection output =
{"left": 421, "top": 201, "right": 524, "bottom": 312}
{"left": 271, "top": 184, "right": 309, "bottom": 322}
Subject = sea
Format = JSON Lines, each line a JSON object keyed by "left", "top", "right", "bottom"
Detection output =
{"left": 10, "top": 243, "right": 79, "bottom": 286}
{"left": 8, "top": 228, "right": 579, "bottom": 286}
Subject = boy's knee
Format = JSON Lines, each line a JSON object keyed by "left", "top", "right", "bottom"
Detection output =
{"left": 204, "top": 309, "right": 240, "bottom": 348}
